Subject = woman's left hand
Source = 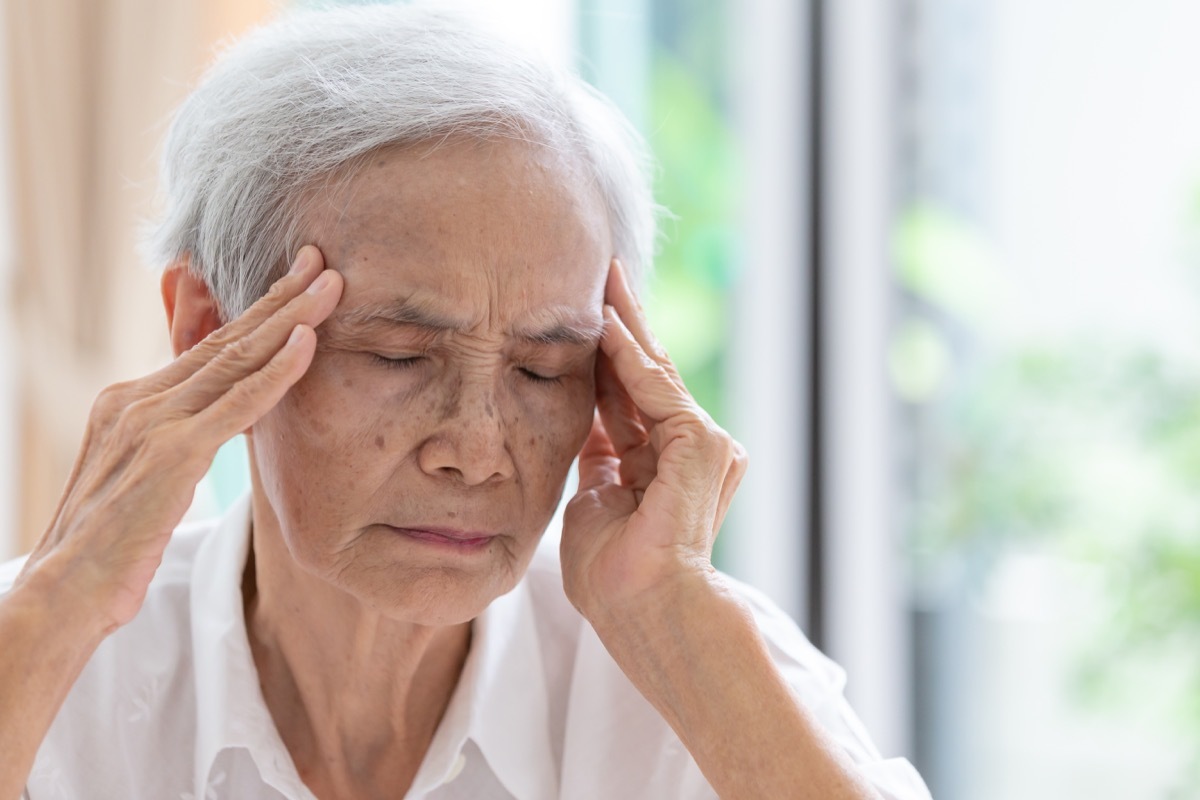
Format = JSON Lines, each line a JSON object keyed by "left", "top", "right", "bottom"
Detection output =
{"left": 561, "top": 259, "right": 748, "bottom": 625}
{"left": 562, "top": 263, "right": 889, "bottom": 800}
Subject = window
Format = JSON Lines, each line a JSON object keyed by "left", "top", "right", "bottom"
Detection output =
{"left": 890, "top": 1, "right": 1200, "bottom": 795}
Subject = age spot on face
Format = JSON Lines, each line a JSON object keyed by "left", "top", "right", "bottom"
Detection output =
{"left": 246, "top": 136, "right": 610, "bottom": 625}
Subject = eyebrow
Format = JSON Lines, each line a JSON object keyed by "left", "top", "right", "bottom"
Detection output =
{"left": 337, "top": 299, "right": 459, "bottom": 331}
{"left": 334, "top": 298, "right": 604, "bottom": 347}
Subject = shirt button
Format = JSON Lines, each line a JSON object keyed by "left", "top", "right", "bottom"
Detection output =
{"left": 443, "top": 752, "right": 467, "bottom": 784}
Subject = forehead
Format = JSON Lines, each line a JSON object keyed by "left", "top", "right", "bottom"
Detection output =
{"left": 306, "top": 137, "right": 612, "bottom": 328}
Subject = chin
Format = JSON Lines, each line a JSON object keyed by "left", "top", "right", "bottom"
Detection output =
{"left": 326, "top": 557, "right": 523, "bottom": 627}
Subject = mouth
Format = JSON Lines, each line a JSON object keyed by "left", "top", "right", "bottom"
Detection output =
{"left": 384, "top": 525, "right": 497, "bottom": 551}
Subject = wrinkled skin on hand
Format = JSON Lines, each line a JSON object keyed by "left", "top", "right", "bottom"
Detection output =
{"left": 561, "top": 260, "right": 748, "bottom": 624}
{"left": 17, "top": 248, "right": 343, "bottom": 633}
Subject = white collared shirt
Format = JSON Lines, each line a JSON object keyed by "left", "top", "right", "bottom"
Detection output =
{"left": 0, "top": 496, "right": 930, "bottom": 799}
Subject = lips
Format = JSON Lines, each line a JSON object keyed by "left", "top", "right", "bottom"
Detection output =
{"left": 385, "top": 525, "right": 497, "bottom": 549}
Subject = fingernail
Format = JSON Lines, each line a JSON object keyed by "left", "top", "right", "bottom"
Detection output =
{"left": 306, "top": 271, "right": 332, "bottom": 295}
{"left": 289, "top": 247, "right": 311, "bottom": 275}
{"left": 614, "top": 259, "right": 632, "bottom": 290}
{"left": 609, "top": 259, "right": 625, "bottom": 291}
{"left": 286, "top": 325, "right": 306, "bottom": 348}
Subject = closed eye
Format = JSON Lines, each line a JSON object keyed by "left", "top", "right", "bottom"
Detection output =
{"left": 370, "top": 354, "right": 425, "bottom": 370}
{"left": 369, "top": 354, "right": 561, "bottom": 384}
{"left": 519, "top": 367, "right": 562, "bottom": 385}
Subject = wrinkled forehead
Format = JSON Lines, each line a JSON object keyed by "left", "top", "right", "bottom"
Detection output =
{"left": 303, "top": 136, "right": 612, "bottom": 335}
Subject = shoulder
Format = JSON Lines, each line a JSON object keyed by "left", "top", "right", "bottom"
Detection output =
{"left": 520, "top": 542, "right": 844, "bottom": 696}
{"left": 518, "top": 540, "right": 834, "bottom": 689}
{"left": 514, "top": 548, "right": 927, "bottom": 798}
{"left": 703, "top": 574, "right": 932, "bottom": 798}
{"left": 721, "top": 571, "right": 851, "bottom": 694}
{"left": 517, "top": 547, "right": 826, "bottom": 798}
{"left": 16, "top": 515, "right": 225, "bottom": 799}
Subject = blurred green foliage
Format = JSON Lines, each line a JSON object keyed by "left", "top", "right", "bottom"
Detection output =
{"left": 643, "top": 46, "right": 737, "bottom": 427}
{"left": 894, "top": 203, "right": 1200, "bottom": 795}
{"left": 894, "top": 203, "right": 1008, "bottom": 331}
{"left": 640, "top": 2, "right": 738, "bottom": 430}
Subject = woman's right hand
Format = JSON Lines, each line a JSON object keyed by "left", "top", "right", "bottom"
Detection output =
{"left": 14, "top": 245, "right": 342, "bottom": 636}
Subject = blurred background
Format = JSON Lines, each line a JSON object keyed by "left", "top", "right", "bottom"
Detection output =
{"left": 2, "top": 0, "right": 1199, "bottom": 797}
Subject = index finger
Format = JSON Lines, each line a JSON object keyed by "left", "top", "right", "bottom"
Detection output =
{"left": 605, "top": 259, "right": 684, "bottom": 388}
{"left": 595, "top": 348, "right": 650, "bottom": 457}
{"left": 599, "top": 303, "right": 694, "bottom": 424}
{"left": 150, "top": 246, "right": 327, "bottom": 387}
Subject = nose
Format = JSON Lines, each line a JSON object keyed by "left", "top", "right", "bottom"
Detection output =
{"left": 417, "top": 375, "right": 515, "bottom": 486}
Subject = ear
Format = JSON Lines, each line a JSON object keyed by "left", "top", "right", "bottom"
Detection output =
{"left": 161, "top": 259, "right": 223, "bottom": 358}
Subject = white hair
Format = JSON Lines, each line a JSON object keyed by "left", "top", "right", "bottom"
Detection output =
{"left": 146, "top": 3, "right": 658, "bottom": 319}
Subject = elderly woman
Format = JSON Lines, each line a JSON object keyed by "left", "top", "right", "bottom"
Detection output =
{"left": 0, "top": 6, "right": 929, "bottom": 800}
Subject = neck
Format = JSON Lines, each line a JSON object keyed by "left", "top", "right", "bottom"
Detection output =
{"left": 244, "top": 498, "right": 471, "bottom": 800}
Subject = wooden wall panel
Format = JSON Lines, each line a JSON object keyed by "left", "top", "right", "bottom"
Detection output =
{"left": 3, "top": 0, "right": 276, "bottom": 552}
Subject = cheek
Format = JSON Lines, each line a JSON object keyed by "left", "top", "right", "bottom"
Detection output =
{"left": 511, "top": 378, "right": 596, "bottom": 483}
{"left": 250, "top": 358, "right": 394, "bottom": 522}
{"left": 262, "top": 361, "right": 358, "bottom": 457}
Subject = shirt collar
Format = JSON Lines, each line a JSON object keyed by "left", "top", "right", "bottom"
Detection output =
{"left": 462, "top": 574, "right": 559, "bottom": 799}
{"left": 189, "top": 494, "right": 315, "bottom": 799}
{"left": 187, "top": 495, "right": 557, "bottom": 800}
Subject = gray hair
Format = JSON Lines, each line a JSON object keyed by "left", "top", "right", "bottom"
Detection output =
{"left": 145, "top": 3, "right": 657, "bottom": 320}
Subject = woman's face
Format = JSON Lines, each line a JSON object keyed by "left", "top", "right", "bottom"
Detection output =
{"left": 249, "top": 137, "right": 611, "bottom": 625}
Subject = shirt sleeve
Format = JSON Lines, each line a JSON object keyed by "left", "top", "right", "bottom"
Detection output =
{"left": 729, "top": 575, "right": 934, "bottom": 800}
{"left": 3, "top": 558, "right": 35, "bottom": 800}
{"left": 0, "top": 554, "right": 29, "bottom": 597}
